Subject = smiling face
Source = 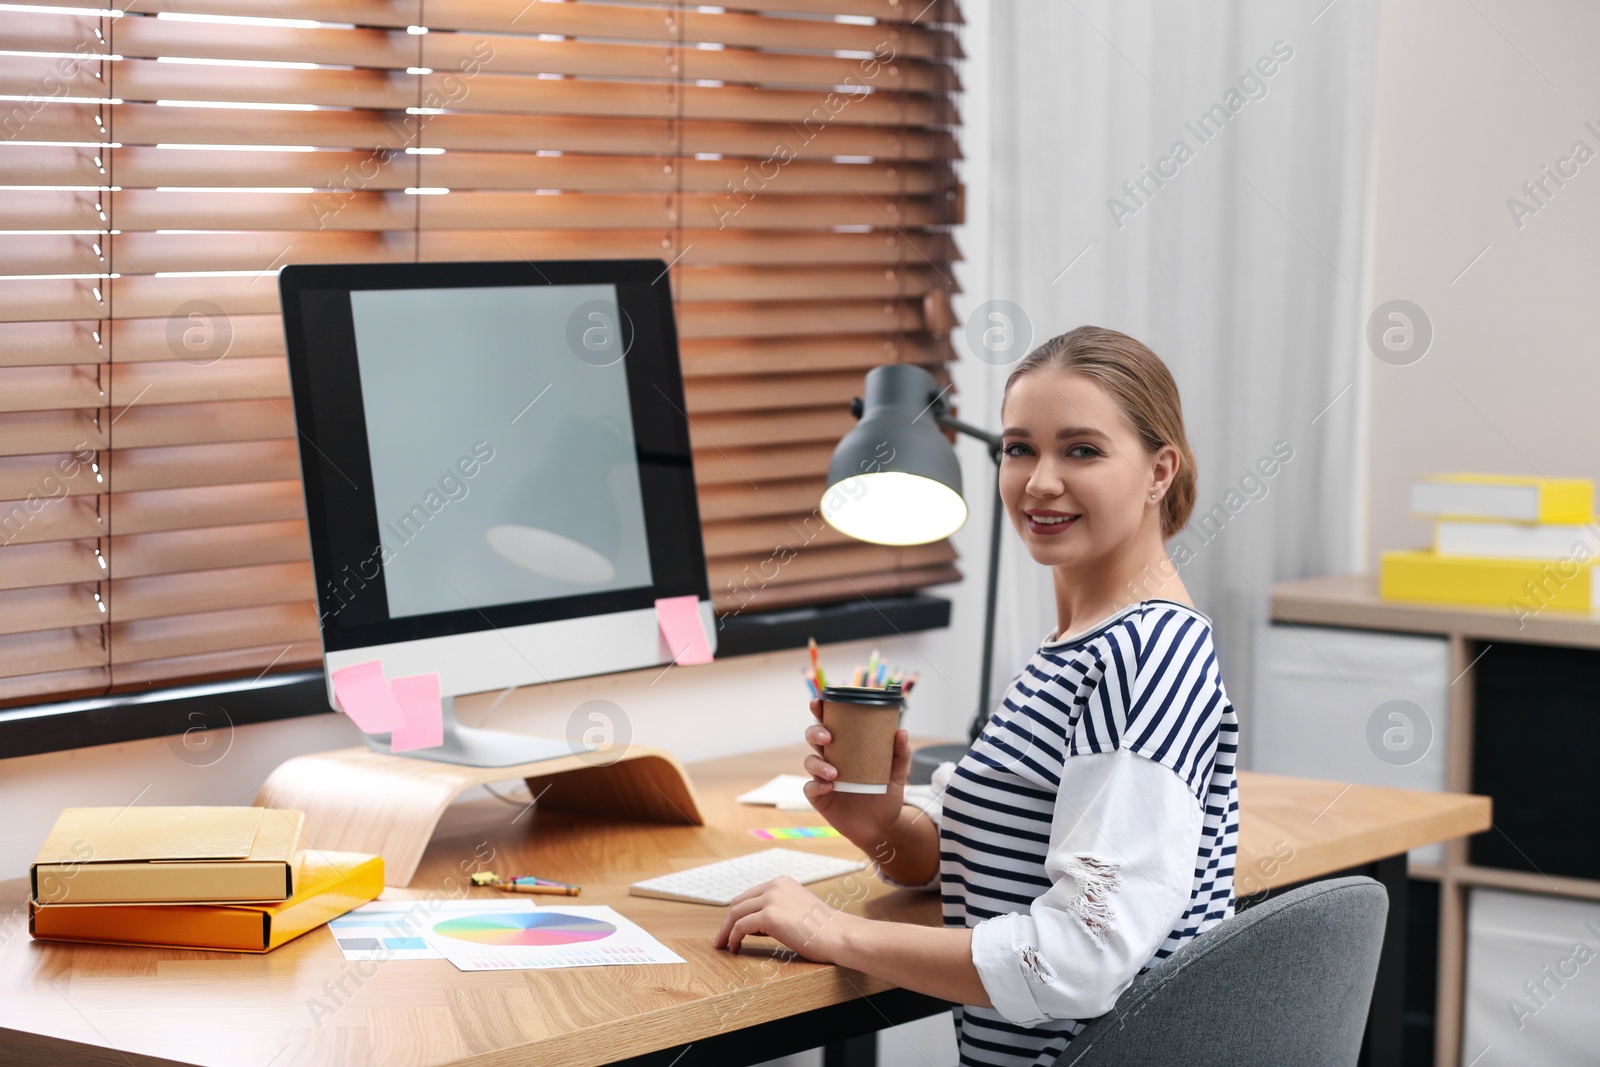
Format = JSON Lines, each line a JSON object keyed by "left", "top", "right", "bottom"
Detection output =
{"left": 998, "top": 368, "right": 1175, "bottom": 569}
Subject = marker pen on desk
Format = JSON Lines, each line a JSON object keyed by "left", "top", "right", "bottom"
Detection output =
{"left": 495, "top": 878, "right": 582, "bottom": 896}
{"left": 471, "top": 871, "right": 582, "bottom": 894}
{"left": 496, "top": 884, "right": 581, "bottom": 896}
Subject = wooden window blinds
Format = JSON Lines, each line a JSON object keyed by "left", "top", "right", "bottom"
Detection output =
{"left": 0, "top": 0, "right": 963, "bottom": 708}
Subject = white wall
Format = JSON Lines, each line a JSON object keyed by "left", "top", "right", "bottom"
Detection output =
{"left": 1364, "top": 0, "right": 1600, "bottom": 562}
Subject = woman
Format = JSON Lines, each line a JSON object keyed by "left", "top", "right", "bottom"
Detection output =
{"left": 715, "top": 325, "right": 1240, "bottom": 1067}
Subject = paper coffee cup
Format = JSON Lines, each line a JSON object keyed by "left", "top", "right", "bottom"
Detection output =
{"left": 820, "top": 685, "right": 905, "bottom": 794}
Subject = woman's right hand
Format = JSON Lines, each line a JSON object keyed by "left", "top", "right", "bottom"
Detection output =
{"left": 803, "top": 698, "right": 912, "bottom": 847}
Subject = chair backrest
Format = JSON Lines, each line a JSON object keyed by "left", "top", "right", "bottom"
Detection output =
{"left": 1056, "top": 876, "right": 1388, "bottom": 1067}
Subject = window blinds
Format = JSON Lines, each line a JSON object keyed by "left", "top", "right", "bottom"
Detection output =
{"left": 0, "top": 0, "right": 963, "bottom": 707}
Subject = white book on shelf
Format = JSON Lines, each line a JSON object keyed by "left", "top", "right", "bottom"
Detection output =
{"left": 1434, "top": 519, "right": 1600, "bottom": 560}
{"left": 1410, "top": 475, "right": 1591, "bottom": 523}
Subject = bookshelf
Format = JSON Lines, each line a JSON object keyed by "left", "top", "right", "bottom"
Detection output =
{"left": 1270, "top": 574, "right": 1600, "bottom": 1067}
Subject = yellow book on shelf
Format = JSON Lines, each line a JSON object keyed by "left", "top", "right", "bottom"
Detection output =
{"left": 29, "top": 850, "right": 383, "bottom": 952}
{"left": 1410, "top": 474, "right": 1593, "bottom": 525}
{"left": 1380, "top": 549, "right": 1600, "bottom": 612}
{"left": 31, "top": 806, "right": 305, "bottom": 905}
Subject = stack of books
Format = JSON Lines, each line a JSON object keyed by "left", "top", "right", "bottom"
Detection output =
{"left": 1380, "top": 474, "right": 1600, "bottom": 613}
{"left": 28, "top": 805, "right": 383, "bottom": 952}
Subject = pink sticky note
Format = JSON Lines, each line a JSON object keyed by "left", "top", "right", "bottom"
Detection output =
{"left": 655, "top": 595, "right": 713, "bottom": 666}
{"left": 330, "top": 660, "right": 406, "bottom": 732}
{"left": 389, "top": 673, "right": 443, "bottom": 752}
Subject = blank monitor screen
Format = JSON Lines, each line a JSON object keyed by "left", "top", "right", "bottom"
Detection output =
{"left": 348, "top": 284, "right": 653, "bottom": 619}
{"left": 279, "top": 259, "right": 709, "bottom": 656}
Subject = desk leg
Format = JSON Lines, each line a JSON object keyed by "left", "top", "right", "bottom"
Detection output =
{"left": 823, "top": 1034, "right": 877, "bottom": 1067}
{"left": 1359, "top": 853, "right": 1408, "bottom": 1067}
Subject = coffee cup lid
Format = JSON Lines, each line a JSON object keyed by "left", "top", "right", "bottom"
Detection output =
{"left": 820, "top": 684, "right": 904, "bottom": 707}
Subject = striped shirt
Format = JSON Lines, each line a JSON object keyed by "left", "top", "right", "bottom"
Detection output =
{"left": 940, "top": 598, "right": 1240, "bottom": 1066}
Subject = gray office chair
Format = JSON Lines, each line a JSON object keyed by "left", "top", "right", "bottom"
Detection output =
{"left": 1055, "top": 876, "right": 1389, "bottom": 1067}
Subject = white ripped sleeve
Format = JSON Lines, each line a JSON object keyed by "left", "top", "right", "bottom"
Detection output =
{"left": 969, "top": 748, "right": 1204, "bottom": 1026}
{"left": 877, "top": 760, "right": 954, "bottom": 892}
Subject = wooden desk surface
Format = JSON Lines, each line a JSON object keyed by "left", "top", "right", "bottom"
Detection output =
{"left": 0, "top": 745, "right": 1490, "bottom": 1067}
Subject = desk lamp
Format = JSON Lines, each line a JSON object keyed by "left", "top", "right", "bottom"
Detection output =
{"left": 821, "top": 363, "right": 1005, "bottom": 784}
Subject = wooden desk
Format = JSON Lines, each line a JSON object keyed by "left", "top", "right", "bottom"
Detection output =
{"left": 1235, "top": 769, "right": 1491, "bottom": 900}
{"left": 0, "top": 745, "right": 1489, "bottom": 1067}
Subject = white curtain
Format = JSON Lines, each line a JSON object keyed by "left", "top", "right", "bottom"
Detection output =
{"left": 940, "top": 0, "right": 1379, "bottom": 765}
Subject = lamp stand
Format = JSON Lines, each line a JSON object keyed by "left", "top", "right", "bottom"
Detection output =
{"left": 908, "top": 408, "right": 1004, "bottom": 785}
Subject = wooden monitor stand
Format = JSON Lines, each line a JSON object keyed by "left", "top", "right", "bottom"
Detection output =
{"left": 255, "top": 744, "right": 704, "bottom": 886}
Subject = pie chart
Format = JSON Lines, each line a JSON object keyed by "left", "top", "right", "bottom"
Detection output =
{"left": 431, "top": 911, "right": 616, "bottom": 947}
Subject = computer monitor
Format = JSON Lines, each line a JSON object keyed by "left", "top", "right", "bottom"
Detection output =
{"left": 278, "top": 259, "right": 715, "bottom": 767}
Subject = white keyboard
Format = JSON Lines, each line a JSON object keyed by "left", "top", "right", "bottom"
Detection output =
{"left": 628, "top": 847, "right": 867, "bottom": 906}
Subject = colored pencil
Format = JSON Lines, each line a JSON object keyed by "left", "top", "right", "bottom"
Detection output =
{"left": 807, "top": 648, "right": 918, "bottom": 698}
{"left": 808, "top": 636, "right": 827, "bottom": 690}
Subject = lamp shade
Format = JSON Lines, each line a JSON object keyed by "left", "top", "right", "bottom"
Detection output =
{"left": 822, "top": 363, "right": 968, "bottom": 545}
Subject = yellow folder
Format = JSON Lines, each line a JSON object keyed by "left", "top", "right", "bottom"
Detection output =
{"left": 31, "top": 806, "right": 305, "bottom": 905}
{"left": 1380, "top": 549, "right": 1599, "bottom": 612}
{"left": 29, "top": 850, "right": 383, "bottom": 952}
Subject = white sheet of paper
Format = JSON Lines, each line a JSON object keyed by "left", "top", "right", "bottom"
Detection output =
{"left": 736, "top": 773, "right": 812, "bottom": 810}
{"left": 735, "top": 774, "right": 943, "bottom": 814}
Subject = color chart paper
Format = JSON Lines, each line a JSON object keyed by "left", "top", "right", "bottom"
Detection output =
{"left": 421, "top": 903, "right": 684, "bottom": 971}
{"left": 329, "top": 898, "right": 682, "bottom": 971}
{"left": 329, "top": 898, "right": 493, "bottom": 961}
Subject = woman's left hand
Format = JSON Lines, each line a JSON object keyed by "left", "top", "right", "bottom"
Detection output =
{"left": 713, "top": 876, "right": 855, "bottom": 963}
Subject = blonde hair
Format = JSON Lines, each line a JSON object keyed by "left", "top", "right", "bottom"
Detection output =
{"left": 1001, "top": 325, "right": 1196, "bottom": 539}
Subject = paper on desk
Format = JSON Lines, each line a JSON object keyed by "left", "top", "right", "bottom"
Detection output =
{"left": 736, "top": 774, "right": 944, "bottom": 815}
{"left": 389, "top": 672, "right": 443, "bottom": 752}
{"left": 329, "top": 898, "right": 471, "bottom": 961}
{"left": 330, "top": 660, "right": 406, "bottom": 732}
{"left": 421, "top": 903, "right": 684, "bottom": 971}
{"left": 330, "top": 898, "right": 684, "bottom": 971}
{"left": 737, "top": 773, "right": 814, "bottom": 810}
{"left": 655, "top": 595, "right": 713, "bottom": 666}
